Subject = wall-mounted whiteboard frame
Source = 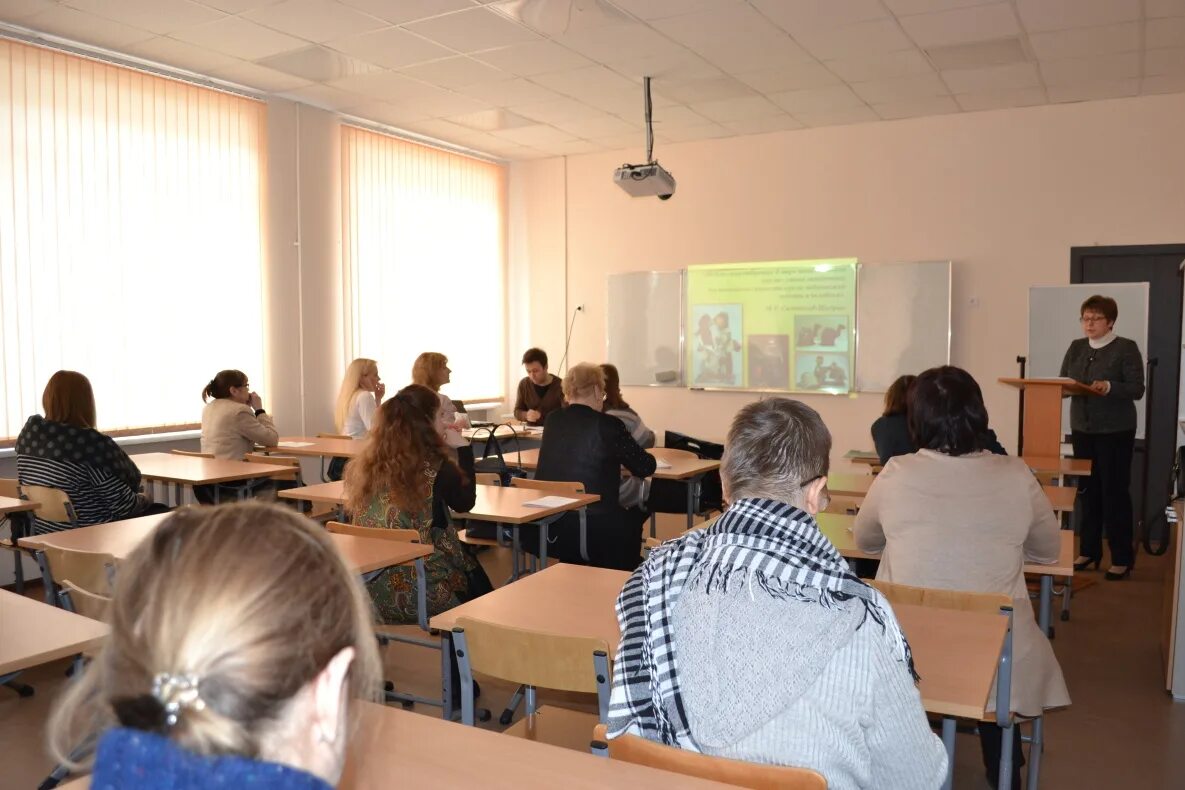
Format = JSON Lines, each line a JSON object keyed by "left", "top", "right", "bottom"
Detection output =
{"left": 854, "top": 261, "right": 952, "bottom": 392}
{"left": 606, "top": 270, "right": 684, "bottom": 387}
{"left": 1028, "top": 282, "right": 1149, "bottom": 440}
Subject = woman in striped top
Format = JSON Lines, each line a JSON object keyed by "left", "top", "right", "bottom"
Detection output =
{"left": 15, "top": 371, "right": 164, "bottom": 534}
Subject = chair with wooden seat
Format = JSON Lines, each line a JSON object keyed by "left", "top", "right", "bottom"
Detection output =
{"left": 509, "top": 477, "right": 589, "bottom": 566}
{"left": 647, "top": 447, "right": 703, "bottom": 538}
{"left": 170, "top": 448, "right": 214, "bottom": 458}
{"left": 19, "top": 484, "right": 79, "bottom": 532}
{"left": 58, "top": 579, "right": 112, "bottom": 621}
{"left": 452, "top": 616, "right": 610, "bottom": 751}
{"left": 870, "top": 580, "right": 1034, "bottom": 789}
{"left": 590, "top": 724, "right": 827, "bottom": 789}
{"left": 326, "top": 520, "right": 418, "bottom": 543}
{"left": 33, "top": 544, "right": 116, "bottom": 610}
{"left": 246, "top": 452, "right": 307, "bottom": 510}
{"left": 317, "top": 432, "right": 352, "bottom": 482}
{"left": 0, "top": 478, "right": 34, "bottom": 594}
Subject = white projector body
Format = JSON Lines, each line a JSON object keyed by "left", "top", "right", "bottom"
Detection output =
{"left": 613, "top": 162, "right": 676, "bottom": 200}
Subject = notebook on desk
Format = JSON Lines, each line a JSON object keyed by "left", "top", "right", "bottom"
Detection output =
{"left": 523, "top": 496, "right": 579, "bottom": 508}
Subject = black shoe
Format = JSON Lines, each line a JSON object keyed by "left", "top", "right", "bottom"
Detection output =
{"left": 1104, "top": 565, "right": 1131, "bottom": 580}
{"left": 1073, "top": 555, "right": 1100, "bottom": 571}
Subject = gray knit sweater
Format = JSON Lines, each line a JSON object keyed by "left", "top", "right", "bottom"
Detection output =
{"left": 671, "top": 587, "right": 948, "bottom": 790}
{"left": 1059, "top": 336, "right": 1144, "bottom": 434}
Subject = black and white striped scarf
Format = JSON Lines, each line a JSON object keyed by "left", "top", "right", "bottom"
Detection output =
{"left": 606, "top": 497, "right": 916, "bottom": 749}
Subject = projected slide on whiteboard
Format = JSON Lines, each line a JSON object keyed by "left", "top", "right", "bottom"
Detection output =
{"left": 686, "top": 259, "right": 858, "bottom": 393}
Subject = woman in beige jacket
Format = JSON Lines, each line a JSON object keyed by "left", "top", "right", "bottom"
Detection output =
{"left": 853, "top": 366, "right": 1069, "bottom": 790}
{"left": 197, "top": 370, "right": 279, "bottom": 504}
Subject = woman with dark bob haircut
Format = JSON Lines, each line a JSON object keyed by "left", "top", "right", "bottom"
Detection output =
{"left": 853, "top": 366, "right": 1070, "bottom": 790}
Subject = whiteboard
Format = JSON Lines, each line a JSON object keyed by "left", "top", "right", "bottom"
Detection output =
{"left": 1028, "top": 283, "right": 1149, "bottom": 440}
{"left": 855, "top": 261, "right": 952, "bottom": 392}
{"left": 606, "top": 271, "right": 684, "bottom": 386}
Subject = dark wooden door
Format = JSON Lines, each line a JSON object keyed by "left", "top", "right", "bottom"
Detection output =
{"left": 1071, "top": 244, "right": 1185, "bottom": 551}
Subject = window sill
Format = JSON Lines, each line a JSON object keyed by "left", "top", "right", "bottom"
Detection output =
{"left": 0, "top": 428, "right": 200, "bottom": 459}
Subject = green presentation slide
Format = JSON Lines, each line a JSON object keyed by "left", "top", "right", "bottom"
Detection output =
{"left": 686, "top": 258, "right": 857, "bottom": 393}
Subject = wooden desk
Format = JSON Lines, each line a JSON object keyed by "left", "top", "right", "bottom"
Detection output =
{"left": 0, "top": 496, "right": 40, "bottom": 516}
{"left": 825, "top": 475, "right": 1076, "bottom": 514}
{"left": 264, "top": 436, "right": 363, "bottom": 459}
{"left": 1023, "top": 455, "right": 1091, "bottom": 477}
{"left": 0, "top": 589, "right": 109, "bottom": 676}
{"left": 131, "top": 452, "right": 294, "bottom": 505}
{"left": 844, "top": 449, "right": 881, "bottom": 466}
{"left": 463, "top": 424, "right": 543, "bottom": 441}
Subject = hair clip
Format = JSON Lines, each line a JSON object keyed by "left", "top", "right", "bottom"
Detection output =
{"left": 152, "top": 672, "right": 206, "bottom": 727}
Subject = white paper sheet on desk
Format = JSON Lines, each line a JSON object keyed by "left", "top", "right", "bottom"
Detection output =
{"left": 278, "top": 441, "right": 315, "bottom": 448}
{"left": 654, "top": 460, "right": 672, "bottom": 469}
{"left": 523, "top": 495, "right": 579, "bottom": 508}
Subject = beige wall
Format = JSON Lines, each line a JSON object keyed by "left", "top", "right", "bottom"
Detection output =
{"left": 510, "top": 92, "right": 1185, "bottom": 470}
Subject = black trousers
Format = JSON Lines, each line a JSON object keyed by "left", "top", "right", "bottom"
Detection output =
{"left": 980, "top": 722, "right": 1024, "bottom": 789}
{"left": 520, "top": 508, "right": 646, "bottom": 571}
{"left": 1071, "top": 429, "right": 1136, "bottom": 567}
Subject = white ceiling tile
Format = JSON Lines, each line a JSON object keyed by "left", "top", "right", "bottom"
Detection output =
{"left": 749, "top": 0, "right": 887, "bottom": 32}
{"left": 1046, "top": 78, "right": 1139, "bottom": 102}
{"left": 610, "top": 53, "right": 723, "bottom": 84}
{"left": 824, "top": 49, "right": 934, "bottom": 82}
{"left": 283, "top": 82, "right": 369, "bottom": 109}
{"left": 1147, "top": 18, "right": 1185, "bottom": 50}
{"left": 552, "top": 23, "right": 684, "bottom": 63}
{"left": 657, "top": 76, "right": 756, "bottom": 103}
{"left": 652, "top": 4, "right": 815, "bottom": 71}
{"left": 482, "top": 141, "right": 548, "bottom": 159}
{"left": 940, "top": 62, "right": 1040, "bottom": 93}
{"left": 172, "top": 16, "right": 307, "bottom": 60}
{"left": 658, "top": 123, "right": 730, "bottom": 142}
{"left": 338, "top": 0, "right": 472, "bottom": 24}
{"left": 688, "top": 95, "right": 784, "bottom": 122}
{"left": 491, "top": 0, "right": 632, "bottom": 35}
{"left": 124, "top": 36, "right": 240, "bottom": 74}
{"left": 1028, "top": 23, "right": 1140, "bottom": 60}
{"left": 790, "top": 18, "right": 915, "bottom": 60}
{"left": 62, "top": 0, "right": 223, "bottom": 35}
{"left": 0, "top": 0, "right": 56, "bottom": 21}
{"left": 588, "top": 131, "right": 646, "bottom": 150}
{"left": 208, "top": 59, "right": 316, "bottom": 90}
{"left": 925, "top": 36, "right": 1028, "bottom": 69}
{"left": 326, "top": 27, "right": 455, "bottom": 70}
{"left": 721, "top": 114, "right": 805, "bottom": 135}
{"left": 390, "top": 90, "right": 490, "bottom": 117}
{"left": 398, "top": 117, "right": 483, "bottom": 140}
{"left": 448, "top": 107, "right": 536, "bottom": 130}
{"left": 850, "top": 72, "right": 950, "bottom": 102}
{"left": 1147, "top": 47, "right": 1185, "bottom": 75}
{"left": 510, "top": 96, "right": 606, "bottom": 123}
{"left": 243, "top": 0, "right": 386, "bottom": 44}
{"left": 458, "top": 77, "right": 564, "bottom": 105}
{"left": 531, "top": 65, "right": 637, "bottom": 99}
{"left": 873, "top": 95, "right": 959, "bottom": 119}
{"left": 552, "top": 113, "right": 637, "bottom": 137}
{"left": 955, "top": 86, "right": 1046, "bottom": 110}
{"left": 897, "top": 3, "right": 1019, "bottom": 48}
{"left": 884, "top": 0, "right": 1000, "bottom": 13}
{"left": 404, "top": 7, "right": 540, "bottom": 53}
{"left": 340, "top": 98, "right": 432, "bottom": 124}
{"left": 648, "top": 105, "right": 712, "bottom": 126}
{"left": 493, "top": 123, "right": 578, "bottom": 146}
{"left": 735, "top": 62, "right": 843, "bottom": 93}
{"left": 531, "top": 139, "right": 602, "bottom": 156}
{"left": 1147, "top": 0, "right": 1185, "bottom": 17}
{"left": 328, "top": 69, "right": 441, "bottom": 98}
{"left": 792, "top": 104, "right": 879, "bottom": 126}
{"left": 22, "top": 6, "right": 156, "bottom": 48}
{"left": 768, "top": 84, "right": 867, "bottom": 113}
{"left": 1039, "top": 51, "right": 1140, "bottom": 84}
{"left": 609, "top": 0, "right": 744, "bottom": 21}
{"left": 259, "top": 45, "right": 383, "bottom": 80}
{"left": 1141, "top": 73, "right": 1185, "bottom": 94}
{"left": 472, "top": 40, "right": 592, "bottom": 75}
{"left": 197, "top": 0, "right": 283, "bottom": 12}
{"left": 1015, "top": 0, "right": 1140, "bottom": 34}
{"left": 400, "top": 56, "right": 505, "bottom": 88}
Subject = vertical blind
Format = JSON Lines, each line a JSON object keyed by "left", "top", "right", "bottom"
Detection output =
{"left": 342, "top": 126, "right": 506, "bottom": 402}
{"left": 0, "top": 39, "right": 266, "bottom": 439}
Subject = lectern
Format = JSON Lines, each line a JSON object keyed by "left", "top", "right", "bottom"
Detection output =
{"left": 998, "top": 377, "right": 1098, "bottom": 457}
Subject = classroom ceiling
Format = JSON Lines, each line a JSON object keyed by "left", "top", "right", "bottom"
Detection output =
{"left": 1, "top": 0, "right": 1183, "bottom": 161}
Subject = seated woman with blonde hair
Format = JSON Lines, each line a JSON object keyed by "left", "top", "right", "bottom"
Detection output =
{"left": 328, "top": 358, "right": 385, "bottom": 481}
{"left": 16, "top": 370, "right": 168, "bottom": 534}
{"left": 344, "top": 384, "right": 492, "bottom": 623}
{"left": 411, "top": 351, "right": 468, "bottom": 442}
{"left": 47, "top": 503, "right": 382, "bottom": 789}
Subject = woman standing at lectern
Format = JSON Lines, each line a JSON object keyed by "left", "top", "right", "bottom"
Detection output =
{"left": 1060, "top": 295, "right": 1145, "bottom": 580}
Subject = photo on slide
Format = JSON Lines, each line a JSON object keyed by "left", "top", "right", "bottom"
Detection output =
{"left": 748, "top": 334, "right": 790, "bottom": 390}
{"left": 794, "top": 315, "right": 849, "bottom": 352}
{"left": 691, "top": 304, "right": 743, "bottom": 386}
{"left": 795, "top": 352, "right": 849, "bottom": 393}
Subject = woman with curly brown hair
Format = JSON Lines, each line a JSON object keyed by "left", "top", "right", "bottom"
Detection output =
{"left": 343, "top": 384, "right": 492, "bottom": 624}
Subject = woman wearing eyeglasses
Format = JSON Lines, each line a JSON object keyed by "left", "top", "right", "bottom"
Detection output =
{"left": 1060, "top": 295, "right": 1145, "bottom": 580}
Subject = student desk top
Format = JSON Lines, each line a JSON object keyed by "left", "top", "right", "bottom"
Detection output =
{"left": 0, "top": 589, "right": 109, "bottom": 676}
{"left": 130, "top": 452, "right": 294, "bottom": 485}
{"left": 826, "top": 474, "right": 1076, "bottom": 514}
{"left": 463, "top": 424, "right": 544, "bottom": 441}
{"left": 505, "top": 448, "right": 721, "bottom": 481}
{"left": 17, "top": 513, "right": 430, "bottom": 577}
{"left": 263, "top": 436, "right": 364, "bottom": 458}
{"left": 430, "top": 563, "right": 1005, "bottom": 723}
{"left": 1023, "top": 455, "right": 1092, "bottom": 477}
{"left": 0, "top": 496, "right": 39, "bottom": 516}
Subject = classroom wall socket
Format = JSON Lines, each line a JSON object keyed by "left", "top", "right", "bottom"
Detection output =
{"left": 576, "top": 304, "right": 585, "bottom": 312}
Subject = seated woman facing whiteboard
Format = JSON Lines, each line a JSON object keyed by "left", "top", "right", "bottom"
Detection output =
{"left": 600, "top": 363, "right": 655, "bottom": 510}
{"left": 871, "top": 375, "right": 917, "bottom": 466}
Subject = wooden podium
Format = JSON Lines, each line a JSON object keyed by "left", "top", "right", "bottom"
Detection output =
{"left": 998, "top": 377, "right": 1099, "bottom": 457}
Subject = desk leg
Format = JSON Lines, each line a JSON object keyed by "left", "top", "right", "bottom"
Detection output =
{"left": 539, "top": 523, "right": 548, "bottom": 572}
{"left": 414, "top": 558, "right": 428, "bottom": 633}
{"left": 440, "top": 631, "right": 457, "bottom": 721}
{"left": 213, "top": 485, "right": 220, "bottom": 505}
{"left": 685, "top": 478, "right": 695, "bottom": 532}
{"left": 940, "top": 717, "right": 956, "bottom": 790}
{"left": 996, "top": 607, "right": 1015, "bottom": 790}
{"left": 33, "top": 550, "right": 55, "bottom": 605}
{"left": 174, "top": 482, "right": 183, "bottom": 507}
{"left": 649, "top": 510, "right": 657, "bottom": 539}
{"left": 511, "top": 527, "right": 521, "bottom": 582}
{"left": 1039, "top": 575, "right": 1053, "bottom": 638}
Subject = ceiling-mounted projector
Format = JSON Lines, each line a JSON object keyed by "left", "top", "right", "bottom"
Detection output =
{"left": 614, "top": 76, "right": 675, "bottom": 200}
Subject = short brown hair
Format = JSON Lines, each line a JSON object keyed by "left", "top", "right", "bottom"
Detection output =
{"left": 883, "top": 374, "right": 916, "bottom": 417}
{"left": 522, "top": 347, "right": 548, "bottom": 367}
{"left": 42, "top": 370, "right": 96, "bottom": 429}
{"left": 908, "top": 366, "right": 989, "bottom": 456}
{"left": 600, "top": 363, "right": 630, "bottom": 411}
{"left": 722, "top": 398, "right": 831, "bottom": 503}
{"left": 202, "top": 370, "right": 247, "bottom": 402}
{"left": 562, "top": 363, "right": 604, "bottom": 401}
{"left": 47, "top": 503, "right": 382, "bottom": 770}
{"left": 411, "top": 352, "right": 448, "bottom": 391}
{"left": 1080, "top": 295, "right": 1118, "bottom": 324}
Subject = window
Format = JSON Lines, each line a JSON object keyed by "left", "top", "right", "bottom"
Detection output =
{"left": 0, "top": 40, "right": 265, "bottom": 440}
{"left": 342, "top": 126, "right": 506, "bottom": 402}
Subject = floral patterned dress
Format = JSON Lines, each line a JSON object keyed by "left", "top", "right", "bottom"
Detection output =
{"left": 354, "top": 464, "right": 487, "bottom": 625}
